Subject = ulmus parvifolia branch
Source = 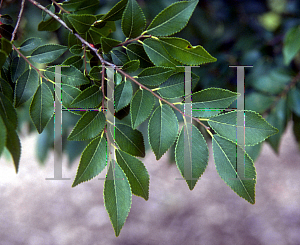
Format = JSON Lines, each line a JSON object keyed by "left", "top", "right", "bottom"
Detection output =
{"left": 11, "top": 0, "right": 25, "bottom": 41}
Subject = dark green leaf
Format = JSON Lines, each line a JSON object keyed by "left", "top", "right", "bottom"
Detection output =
{"left": 283, "top": 25, "right": 300, "bottom": 65}
{"left": 116, "top": 149, "right": 149, "bottom": 200}
{"left": 0, "top": 78, "right": 13, "bottom": 102}
{"left": 38, "top": 17, "right": 61, "bottom": 32}
{"left": 69, "top": 44, "right": 83, "bottom": 55}
{"left": 146, "top": 0, "right": 199, "bottom": 36}
{"left": 30, "top": 44, "right": 67, "bottom": 64}
{"left": 137, "top": 67, "right": 174, "bottom": 87}
{"left": 0, "top": 37, "right": 12, "bottom": 56}
{"left": 130, "top": 88, "right": 155, "bottom": 129}
{"left": 115, "top": 80, "right": 133, "bottom": 112}
{"left": 0, "top": 24, "right": 14, "bottom": 40}
{"left": 72, "top": 135, "right": 107, "bottom": 187}
{"left": 111, "top": 49, "right": 130, "bottom": 66}
{"left": 42, "top": 4, "right": 55, "bottom": 22}
{"left": 10, "top": 56, "right": 26, "bottom": 83}
{"left": 29, "top": 83, "right": 54, "bottom": 134}
{"left": 89, "top": 66, "right": 102, "bottom": 80}
{"left": 68, "top": 111, "right": 106, "bottom": 141}
{"left": 62, "top": 55, "right": 83, "bottom": 70}
{"left": 71, "top": 85, "right": 102, "bottom": 108}
{"left": 122, "top": 60, "right": 139, "bottom": 73}
{"left": 212, "top": 135, "right": 256, "bottom": 204}
{"left": 14, "top": 69, "right": 39, "bottom": 107}
{"left": 61, "top": 84, "right": 81, "bottom": 109}
{"left": 104, "top": 160, "right": 132, "bottom": 237}
{"left": 0, "top": 92, "right": 18, "bottom": 129}
{"left": 101, "top": 0, "right": 128, "bottom": 21}
{"left": 19, "top": 38, "right": 42, "bottom": 52}
{"left": 67, "top": 14, "right": 97, "bottom": 34}
{"left": 5, "top": 123, "right": 21, "bottom": 173}
{"left": 101, "top": 37, "right": 121, "bottom": 53}
{"left": 0, "top": 14, "right": 14, "bottom": 25}
{"left": 62, "top": 0, "right": 99, "bottom": 14}
{"left": 208, "top": 110, "right": 279, "bottom": 146}
{"left": 0, "top": 116, "right": 6, "bottom": 156}
{"left": 175, "top": 123, "right": 208, "bottom": 190}
{"left": 288, "top": 87, "right": 300, "bottom": 116}
{"left": 121, "top": 0, "right": 146, "bottom": 38}
{"left": 148, "top": 104, "right": 179, "bottom": 160}
{"left": 126, "top": 43, "right": 153, "bottom": 68}
{"left": 115, "top": 123, "right": 145, "bottom": 157}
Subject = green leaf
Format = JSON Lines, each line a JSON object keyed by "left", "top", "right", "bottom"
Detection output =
{"left": 126, "top": 43, "right": 153, "bottom": 68}
{"left": 72, "top": 135, "right": 107, "bottom": 187}
{"left": 0, "top": 14, "right": 14, "bottom": 25}
{"left": 89, "top": 66, "right": 101, "bottom": 80}
{"left": 0, "top": 51, "right": 6, "bottom": 69}
{"left": 111, "top": 49, "right": 130, "bottom": 66}
{"left": 61, "top": 84, "right": 81, "bottom": 109}
{"left": 68, "top": 111, "right": 106, "bottom": 141}
{"left": 30, "top": 44, "right": 67, "bottom": 64}
{"left": 0, "top": 37, "right": 12, "bottom": 56}
{"left": 122, "top": 60, "right": 140, "bottom": 73}
{"left": 5, "top": 122, "right": 21, "bottom": 173}
{"left": 62, "top": 0, "right": 99, "bottom": 14}
{"left": 38, "top": 17, "right": 61, "bottom": 32}
{"left": 121, "top": 0, "right": 146, "bottom": 38}
{"left": 178, "top": 88, "right": 239, "bottom": 117}
{"left": 102, "top": 0, "right": 128, "bottom": 21}
{"left": 158, "top": 72, "right": 198, "bottom": 99}
{"left": 143, "top": 38, "right": 181, "bottom": 67}
{"left": 148, "top": 104, "right": 179, "bottom": 160}
{"left": 245, "top": 143, "right": 262, "bottom": 162}
{"left": 62, "top": 55, "right": 83, "bottom": 70}
{"left": 212, "top": 135, "right": 256, "bottom": 204}
{"left": 115, "top": 80, "right": 133, "bottom": 112}
{"left": 71, "top": 85, "right": 103, "bottom": 108}
{"left": 146, "top": 0, "right": 199, "bottom": 36}
{"left": 29, "top": 83, "right": 54, "bottom": 134}
{"left": 67, "top": 14, "right": 97, "bottom": 34}
{"left": 19, "top": 38, "right": 42, "bottom": 52}
{"left": 283, "top": 25, "right": 300, "bottom": 65}
{"left": 116, "top": 149, "right": 149, "bottom": 200}
{"left": 159, "top": 37, "right": 217, "bottom": 65}
{"left": 45, "top": 66, "right": 89, "bottom": 86}
{"left": 69, "top": 44, "right": 83, "bottom": 55}
{"left": 14, "top": 69, "right": 39, "bottom": 107}
{"left": 104, "top": 160, "right": 132, "bottom": 237}
{"left": 42, "top": 4, "right": 55, "bottom": 22}
{"left": 10, "top": 56, "right": 26, "bottom": 83}
{"left": 208, "top": 110, "right": 279, "bottom": 146}
{"left": 130, "top": 89, "right": 155, "bottom": 129}
{"left": 0, "top": 92, "right": 18, "bottom": 129}
{"left": 266, "top": 98, "right": 288, "bottom": 153}
{"left": 0, "top": 116, "right": 6, "bottom": 156}
{"left": 0, "top": 24, "right": 14, "bottom": 40}
{"left": 288, "top": 87, "right": 300, "bottom": 116}
{"left": 92, "top": 21, "right": 116, "bottom": 38}
{"left": 0, "top": 78, "right": 13, "bottom": 102}
{"left": 101, "top": 37, "right": 121, "bottom": 53}
{"left": 137, "top": 66, "right": 174, "bottom": 87}
{"left": 245, "top": 92, "right": 275, "bottom": 114}
{"left": 115, "top": 123, "right": 145, "bottom": 157}
{"left": 175, "top": 123, "right": 208, "bottom": 190}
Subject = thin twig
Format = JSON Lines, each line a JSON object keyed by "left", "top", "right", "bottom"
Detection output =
{"left": 0, "top": 0, "right": 3, "bottom": 9}
{"left": 116, "top": 35, "right": 150, "bottom": 47}
{"left": 12, "top": 44, "right": 54, "bottom": 84}
{"left": 11, "top": 0, "right": 26, "bottom": 41}
{"left": 51, "top": 0, "right": 70, "bottom": 13}
{"left": 28, "top": 0, "right": 211, "bottom": 131}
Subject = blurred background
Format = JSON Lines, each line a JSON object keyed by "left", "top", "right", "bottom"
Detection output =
{"left": 1, "top": 0, "right": 300, "bottom": 244}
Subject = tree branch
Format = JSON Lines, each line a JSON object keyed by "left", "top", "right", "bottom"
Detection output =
{"left": 11, "top": 0, "right": 26, "bottom": 42}
{"left": 51, "top": 0, "right": 70, "bottom": 14}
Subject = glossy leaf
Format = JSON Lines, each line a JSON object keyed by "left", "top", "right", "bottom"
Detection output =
{"left": 158, "top": 72, "right": 199, "bottom": 99}
{"left": 10, "top": 56, "right": 26, "bottom": 83}
{"left": 101, "top": 0, "right": 128, "bottom": 21}
{"left": 61, "top": 84, "right": 81, "bottom": 109}
{"left": 14, "top": 69, "right": 39, "bottom": 107}
{"left": 38, "top": 17, "right": 61, "bottom": 32}
{"left": 5, "top": 122, "right": 21, "bottom": 173}
{"left": 19, "top": 38, "right": 42, "bottom": 52}
{"left": 69, "top": 44, "right": 83, "bottom": 55}
{"left": 0, "top": 92, "right": 18, "bottom": 129}
{"left": 62, "top": 0, "right": 99, "bottom": 14}
{"left": 178, "top": 88, "right": 239, "bottom": 117}
{"left": 137, "top": 66, "right": 174, "bottom": 87}
{"left": 122, "top": 60, "right": 140, "bottom": 73}
{"left": 111, "top": 49, "right": 130, "bottom": 66}
{"left": 115, "top": 80, "right": 133, "bottom": 112}
{"left": 62, "top": 55, "right": 83, "bottom": 70}
{"left": 68, "top": 111, "right": 106, "bottom": 141}
{"left": 283, "top": 25, "right": 300, "bottom": 65}
{"left": 45, "top": 66, "right": 89, "bottom": 86}
{"left": 89, "top": 66, "right": 102, "bottom": 80}
{"left": 30, "top": 44, "right": 67, "bottom": 64}
{"left": 0, "top": 78, "right": 13, "bottom": 102}
{"left": 0, "top": 116, "right": 6, "bottom": 156}
{"left": 72, "top": 135, "right": 107, "bottom": 187}
{"left": 67, "top": 14, "right": 97, "bottom": 34}
{"left": 148, "top": 104, "right": 179, "bottom": 160}
{"left": 212, "top": 135, "right": 256, "bottom": 204}
{"left": 159, "top": 37, "right": 217, "bottom": 65}
{"left": 143, "top": 38, "right": 181, "bottom": 67}
{"left": 104, "top": 160, "right": 132, "bottom": 237}
{"left": 116, "top": 149, "right": 149, "bottom": 200}
{"left": 71, "top": 85, "right": 103, "bottom": 108}
{"left": 101, "top": 37, "right": 121, "bottom": 53}
{"left": 208, "top": 110, "right": 279, "bottom": 146}
{"left": 146, "top": 0, "right": 198, "bottom": 36}
{"left": 126, "top": 43, "right": 153, "bottom": 68}
{"left": 122, "top": 0, "right": 146, "bottom": 38}
{"left": 175, "top": 123, "right": 208, "bottom": 190}
{"left": 130, "top": 89, "right": 155, "bottom": 129}
{"left": 29, "top": 83, "right": 54, "bottom": 134}
{"left": 115, "top": 123, "right": 145, "bottom": 157}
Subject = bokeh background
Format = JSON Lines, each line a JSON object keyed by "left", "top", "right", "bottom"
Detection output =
{"left": 1, "top": 0, "right": 300, "bottom": 244}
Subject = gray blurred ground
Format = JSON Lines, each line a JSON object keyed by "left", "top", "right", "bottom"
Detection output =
{"left": 0, "top": 122, "right": 300, "bottom": 245}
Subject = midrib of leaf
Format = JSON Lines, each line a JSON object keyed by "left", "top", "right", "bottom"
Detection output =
{"left": 70, "top": 17, "right": 91, "bottom": 27}
{"left": 143, "top": 41, "right": 177, "bottom": 66}
{"left": 160, "top": 39, "right": 213, "bottom": 61}
{"left": 209, "top": 120, "right": 276, "bottom": 132}
{"left": 159, "top": 106, "right": 163, "bottom": 156}
{"left": 0, "top": 96, "right": 8, "bottom": 119}
{"left": 73, "top": 89, "right": 99, "bottom": 105}
{"left": 117, "top": 150, "right": 147, "bottom": 197}
{"left": 39, "top": 86, "right": 43, "bottom": 131}
{"left": 128, "top": 48, "right": 151, "bottom": 64}
{"left": 71, "top": 113, "right": 100, "bottom": 138}
{"left": 32, "top": 48, "right": 64, "bottom": 59}
{"left": 147, "top": 2, "right": 192, "bottom": 33}
{"left": 116, "top": 125, "right": 143, "bottom": 156}
{"left": 135, "top": 90, "right": 144, "bottom": 124}
{"left": 213, "top": 136, "right": 254, "bottom": 203}
{"left": 128, "top": 0, "right": 134, "bottom": 38}
{"left": 104, "top": 3, "right": 126, "bottom": 20}
{"left": 140, "top": 69, "right": 172, "bottom": 79}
